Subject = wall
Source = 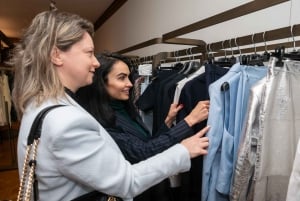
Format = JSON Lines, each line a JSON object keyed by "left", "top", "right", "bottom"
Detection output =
{"left": 94, "top": 0, "right": 300, "bottom": 57}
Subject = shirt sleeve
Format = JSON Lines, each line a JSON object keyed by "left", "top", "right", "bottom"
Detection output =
{"left": 45, "top": 106, "right": 191, "bottom": 199}
{"left": 108, "top": 120, "right": 194, "bottom": 164}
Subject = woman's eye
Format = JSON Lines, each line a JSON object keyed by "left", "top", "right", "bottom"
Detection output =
{"left": 87, "top": 51, "right": 94, "bottom": 56}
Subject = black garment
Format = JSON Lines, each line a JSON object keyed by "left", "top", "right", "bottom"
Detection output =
{"left": 176, "top": 73, "right": 207, "bottom": 201}
{"left": 64, "top": 87, "right": 78, "bottom": 100}
{"left": 136, "top": 68, "right": 180, "bottom": 133}
{"left": 155, "top": 73, "right": 186, "bottom": 134}
{"left": 176, "top": 64, "right": 229, "bottom": 201}
{"left": 134, "top": 179, "right": 171, "bottom": 201}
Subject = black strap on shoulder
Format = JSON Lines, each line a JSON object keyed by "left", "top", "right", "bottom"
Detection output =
{"left": 27, "top": 105, "right": 65, "bottom": 145}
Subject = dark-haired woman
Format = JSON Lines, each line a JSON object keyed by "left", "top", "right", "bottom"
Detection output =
{"left": 77, "top": 53, "right": 210, "bottom": 201}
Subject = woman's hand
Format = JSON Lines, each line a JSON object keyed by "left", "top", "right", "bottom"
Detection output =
{"left": 180, "top": 125, "right": 210, "bottom": 158}
{"left": 184, "top": 100, "right": 210, "bottom": 127}
{"left": 164, "top": 103, "right": 184, "bottom": 128}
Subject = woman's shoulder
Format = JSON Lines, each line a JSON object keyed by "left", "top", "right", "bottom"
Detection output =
{"left": 45, "top": 104, "right": 98, "bottom": 128}
{"left": 23, "top": 98, "right": 100, "bottom": 131}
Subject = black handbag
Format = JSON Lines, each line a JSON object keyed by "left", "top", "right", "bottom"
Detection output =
{"left": 17, "top": 105, "right": 122, "bottom": 201}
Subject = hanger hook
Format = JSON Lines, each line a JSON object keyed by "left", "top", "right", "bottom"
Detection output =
{"left": 229, "top": 39, "right": 234, "bottom": 57}
{"left": 252, "top": 33, "right": 257, "bottom": 54}
{"left": 185, "top": 48, "right": 189, "bottom": 60}
{"left": 206, "top": 44, "right": 209, "bottom": 56}
{"left": 262, "top": 31, "right": 268, "bottom": 52}
{"left": 49, "top": 0, "right": 58, "bottom": 11}
{"left": 222, "top": 40, "right": 227, "bottom": 58}
{"left": 190, "top": 48, "right": 194, "bottom": 61}
{"left": 209, "top": 43, "right": 214, "bottom": 58}
{"left": 173, "top": 51, "right": 176, "bottom": 62}
{"left": 235, "top": 38, "right": 241, "bottom": 56}
{"left": 206, "top": 44, "right": 211, "bottom": 61}
{"left": 291, "top": 25, "right": 296, "bottom": 52}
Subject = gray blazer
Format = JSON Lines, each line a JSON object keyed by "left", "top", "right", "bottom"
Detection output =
{"left": 17, "top": 94, "right": 190, "bottom": 201}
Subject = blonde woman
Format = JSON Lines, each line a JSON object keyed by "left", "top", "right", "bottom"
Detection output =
{"left": 13, "top": 10, "right": 209, "bottom": 201}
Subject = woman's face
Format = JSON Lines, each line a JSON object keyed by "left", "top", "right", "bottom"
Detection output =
{"left": 55, "top": 32, "right": 100, "bottom": 92}
{"left": 105, "top": 60, "right": 133, "bottom": 101}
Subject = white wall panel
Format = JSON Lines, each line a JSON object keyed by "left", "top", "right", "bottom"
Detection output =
{"left": 94, "top": 0, "right": 300, "bottom": 57}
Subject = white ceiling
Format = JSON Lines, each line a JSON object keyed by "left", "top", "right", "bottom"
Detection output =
{"left": 0, "top": 0, "right": 114, "bottom": 39}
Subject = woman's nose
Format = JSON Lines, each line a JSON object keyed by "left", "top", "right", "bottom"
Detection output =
{"left": 127, "top": 80, "right": 133, "bottom": 87}
{"left": 93, "top": 56, "right": 100, "bottom": 68}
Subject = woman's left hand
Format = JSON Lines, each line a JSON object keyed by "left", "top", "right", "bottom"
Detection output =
{"left": 164, "top": 103, "right": 184, "bottom": 127}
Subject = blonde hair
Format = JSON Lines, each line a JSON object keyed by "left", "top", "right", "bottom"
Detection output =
{"left": 12, "top": 10, "right": 94, "bottom": 118}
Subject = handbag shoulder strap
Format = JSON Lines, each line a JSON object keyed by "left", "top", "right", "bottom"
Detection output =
{"left": 17, "top": 104, "right": 65, "bottom": 201}
{"left": 27, "top": 105, "right": 65, "bottom": 145}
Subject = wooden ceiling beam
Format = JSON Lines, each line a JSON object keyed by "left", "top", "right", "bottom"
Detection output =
{"left": 94, "top": 0, "right": 128, "bottom": 31}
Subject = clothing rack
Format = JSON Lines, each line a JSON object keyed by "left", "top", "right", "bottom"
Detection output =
{"left": 205, "top": 24, "right": 300, "bottom": 58}
{"left": 0, "top": 102, "right": 17, "bottom": 171}
{"left": 0, "top": 67, "right": 17, "bottom": 171}
{"left": 128, "top": 24, "right": 300, "bottom": 70}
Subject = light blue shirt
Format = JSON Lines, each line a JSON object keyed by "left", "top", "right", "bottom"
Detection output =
{"left": 202, "top": 63, "right": 267, "bottom": 201}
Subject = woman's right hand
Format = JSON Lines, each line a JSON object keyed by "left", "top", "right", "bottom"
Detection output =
{"left": 180, "top": 126, "right": 210, "bottom": 158}
{"left": 184, "top": 100, "right": 210, "bottom": 127}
